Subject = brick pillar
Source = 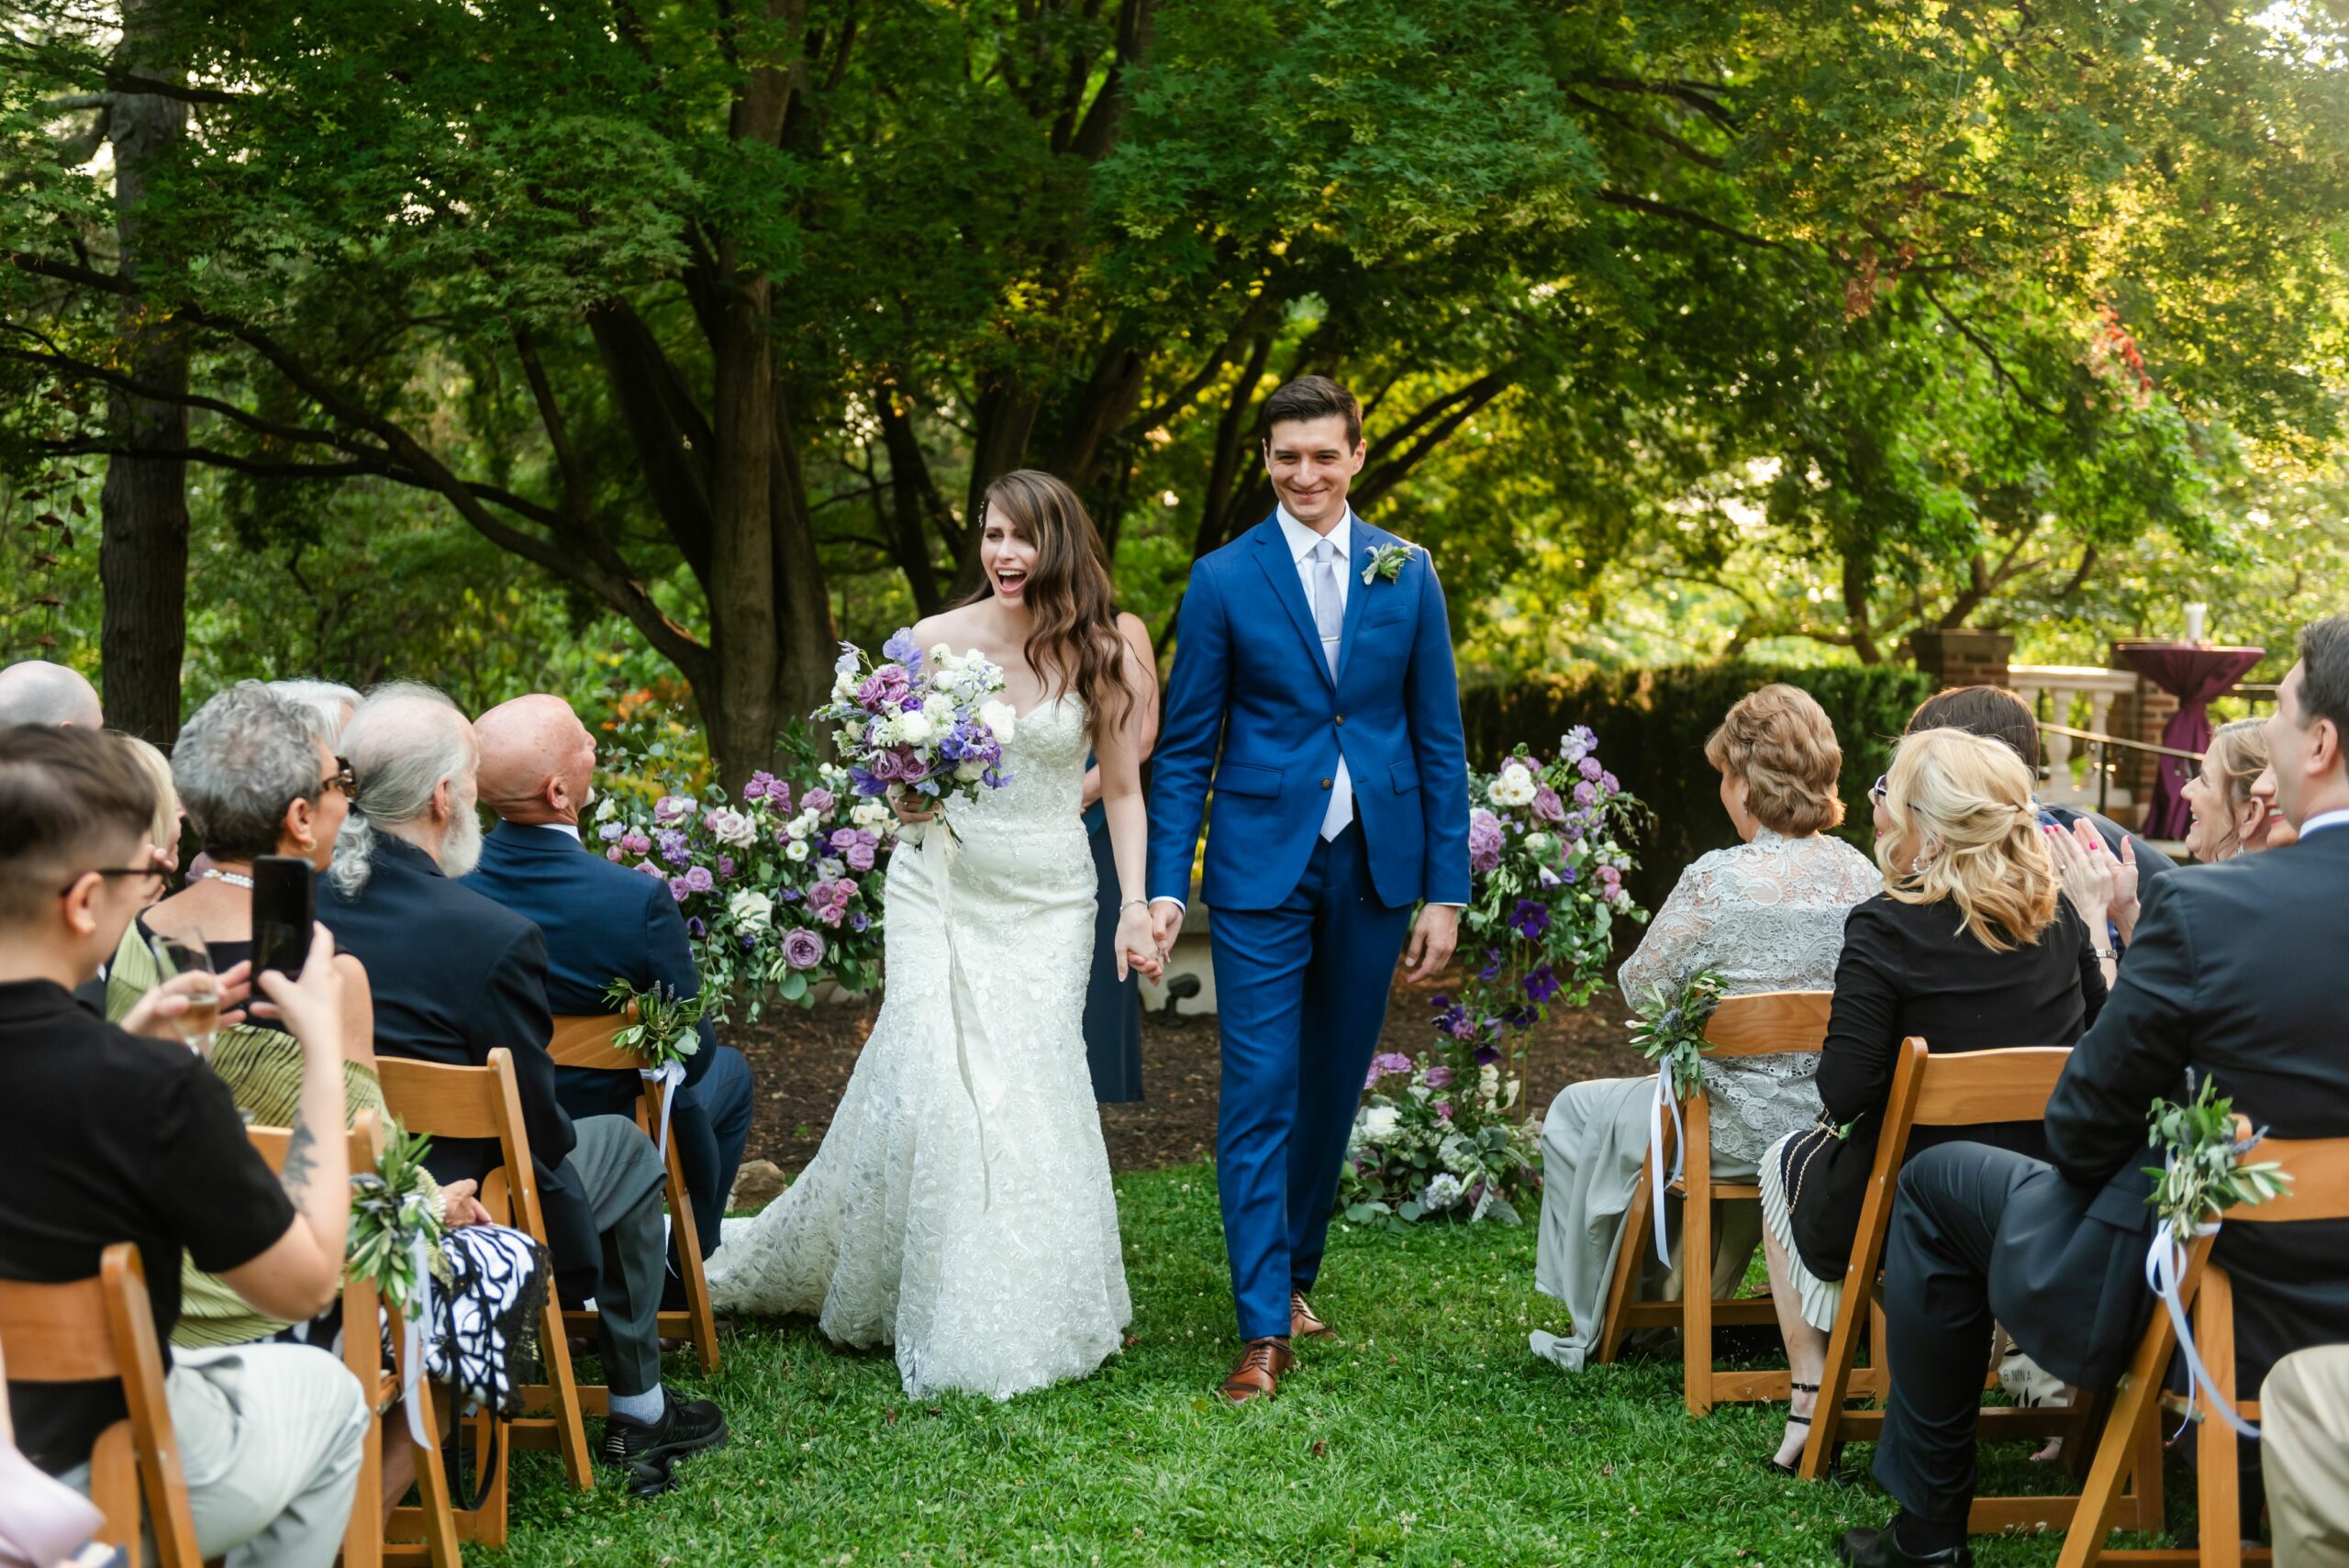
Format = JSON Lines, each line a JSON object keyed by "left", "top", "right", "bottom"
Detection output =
{"left": 1906, "top": 628, "right": 2015, "bottom": 692}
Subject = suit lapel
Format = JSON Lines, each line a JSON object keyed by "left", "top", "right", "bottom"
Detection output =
{"left": 1249, "top": 519, "right": 1337, "bottom": 693}
{"left": 1334, "top": 517, "right": 1388, "bottom": 687}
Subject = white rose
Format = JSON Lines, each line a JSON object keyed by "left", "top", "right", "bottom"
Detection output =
{"left": 852, "top": 800, "right": 891, "bottom": 830}
{"left": 1496, "top": 762, "right": 1538, "bottom": 806}
{"left": 785, "top": 840, "right": 810, "bottom": 863}
{"left": 957, "top": 759, "right": 985, "bottom": 782}
{"left": 896, "top": 710, "right": 933, "bottom": 746}
{"left": 1485, "top": 777, "right": 1508, "bottom": 806}
{"left": 979, "top": 699, "right": 1017, "bottom": 744}
{"left": 729, "top": 888, "right": 774, "bottom": 933}
{"left": 708, "top": 808, "right": 757, "bottom": 848}
{"left": 1360, "top": 1106, "right": 1402, "bottom": 1142}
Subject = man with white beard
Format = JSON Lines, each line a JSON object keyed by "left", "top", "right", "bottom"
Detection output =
{"left": 320, "top": 684, "right": 727, "bottom": 1495}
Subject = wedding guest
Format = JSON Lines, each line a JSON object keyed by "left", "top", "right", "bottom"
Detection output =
{"left": 1838, "top": 616, "right": 2349, "bottom": 1568}
{"left": 1080, "top": 609, "right": 1161, "bottom": 1102}
{"left": 0, "top": 661, "right": 101, "bottom": 728}
{"left": 114, "top": 682, "right": 512, "bottom": 1520}
{"left": 1531, "top": 684, "right": 1877, "bottom": 1374}
{"left": 268, "top": 680, "right": 362, "bottom": 749}
{"left": 1759, "top": 727, "right": 2105, "bottom": 1477}
{"left": 462, "top": 694, "right": 756, "bottom": 1293}
{"left": 319, "top": 684, "right": 727, "bottom": 1488}
{"left": 115, "top": 734, "right": 184, "bottom": 875}
{"left": 2264, "top": 1346, "right": 2349, "bottom": 1566}
{"left": 2179, "top": 718, "right": 2274, "bottom": 864}
{"left": 2249, "top": 762, "right": 2301, "bottom": 852}
{"left": 0, "top": 723, "right": 368, "bottom": 1567}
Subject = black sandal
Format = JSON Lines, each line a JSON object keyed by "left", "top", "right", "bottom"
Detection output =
{"left": 1765, "top": 1381, "right": 1820, "bottom": 1478}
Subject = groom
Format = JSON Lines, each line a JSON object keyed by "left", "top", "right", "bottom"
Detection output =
{"left": 1149, "top": 374, "right": 1471, "bottom": 1402}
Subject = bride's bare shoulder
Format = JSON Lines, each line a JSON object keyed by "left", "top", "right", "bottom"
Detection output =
{"left": 910, "top": 606, "right": 983, "bottom": 651}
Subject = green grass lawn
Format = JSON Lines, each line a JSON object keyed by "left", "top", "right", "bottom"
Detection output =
{"left": 484, "top": 1163, "right": 2164, "bottom": 1567}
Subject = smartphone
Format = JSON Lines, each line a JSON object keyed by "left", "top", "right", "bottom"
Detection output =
{"left": 250, "top": 855, "right": 316, "bottom": 978}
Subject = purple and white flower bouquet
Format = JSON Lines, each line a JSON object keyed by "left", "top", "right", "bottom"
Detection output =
{"left": 817, "top": 628, "right": 1017, "bottom": 834}
{"left": 1340, "top": 727, "right": 1648, "bottom": 1228}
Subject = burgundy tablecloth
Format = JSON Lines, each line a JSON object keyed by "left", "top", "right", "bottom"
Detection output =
{"left": 2118, "top": 643, "right": 2266, "bottom": 839}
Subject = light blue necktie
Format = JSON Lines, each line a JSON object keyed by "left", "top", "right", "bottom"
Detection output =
{"left": 1311, "top": 538, "right": 1343, "bottom": 678}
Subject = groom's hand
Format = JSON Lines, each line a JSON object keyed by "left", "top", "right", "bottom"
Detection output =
{"left": 1150, "top": 899, "right": 1186, "bottom": 953}
{"left": 1403, "top": 904, "right": 1460, "bottom": 984}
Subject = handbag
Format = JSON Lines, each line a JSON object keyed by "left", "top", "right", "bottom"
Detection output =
{"left": 0, "top": 1438, "right": 115, "bottom": 1568}
{"left": 1987, "top": 1160, "right": 2159, "bottom": 1394}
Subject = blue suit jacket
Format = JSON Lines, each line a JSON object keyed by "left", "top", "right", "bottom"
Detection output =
{"left": 462, "top": 820, "right": 718, "bottom": 1122}
{"left": 1148, "top": 513, "right": 1472, "bottom": 912}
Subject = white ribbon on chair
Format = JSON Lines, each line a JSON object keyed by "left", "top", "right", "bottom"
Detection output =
{"left": 914, "top": 817, "right": 998, "bottom": 1211}
{"left": 399, "top": 1228, "right": 437, "bottom": 1447}
{"left": 640, "top": 1059, "right": 686, "bottom": 1162}
{"left": 2143, "top": 1222, "right": 2258, "bottom": 1440}
{"left": 1648, "top": 1062, "right": 1686, "bottom": 1269}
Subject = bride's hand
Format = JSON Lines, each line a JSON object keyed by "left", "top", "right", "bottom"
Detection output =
{"left": 1115, "top": 902, "right": 1162, "bottom": 983}
{"left": 892, "top": 791, "right": 937, "bottom": 826}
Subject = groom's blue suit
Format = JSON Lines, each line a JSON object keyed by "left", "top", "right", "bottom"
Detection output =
{"left": 1150, "top": 508, "right": 1471, "bottom": 1340}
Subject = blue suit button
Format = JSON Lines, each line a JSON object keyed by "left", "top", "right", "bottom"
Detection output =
{"left": 1320, "top": 777, "right": 1332, "bottom": 789}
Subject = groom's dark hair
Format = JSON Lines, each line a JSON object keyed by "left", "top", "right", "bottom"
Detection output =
{"left": 1261, "top": 375, "right": 1362, "bottom": 449}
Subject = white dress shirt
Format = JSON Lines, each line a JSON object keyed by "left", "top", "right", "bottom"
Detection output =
{"left": 1277, "top": 505, "right": 1356, "bottom": 841}
{"left": 531, "top": 820, "right": 582, "bottom": 842}
{"left": 2296, "top": 807, "right": 2349, "bottom": 839}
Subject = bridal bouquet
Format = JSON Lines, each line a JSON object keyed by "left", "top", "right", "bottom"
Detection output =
{"left": 818, "top": 628, "right": 1017, "bottom": 823}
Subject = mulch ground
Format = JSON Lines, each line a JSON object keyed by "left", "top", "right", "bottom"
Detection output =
{"left": 730, "top": 962, "right": 1653, "bottom": 1177}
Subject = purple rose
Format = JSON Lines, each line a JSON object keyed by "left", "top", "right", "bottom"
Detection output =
{"left": 685, "top": 865, "right": 715, "bottom": 894}
{"left": 635, "top": 860, "right": 666, "bottom": 879}
{"left": 867, "top": 749, "right": 904, "bottom": 783}
{"left": 804, "top": 787, "right": 835, "bottom": 816}
{"left": 744, "top": 770, "right": 778, "bottom": 802}
{"left": 782, "top": 929, "right": 827, "bottom": 971}
{"left": 895, "top": 749, "right": 930, "bottom": 783}
{"left": 1600, "top": 770, "right": 1619, "bottom": 792}
{"left": 667, "top": 876, "right": 692, "bottom": 903}
{"left": 1578, "top": 757, "right": 1603, "bottom": 781}
{"left": 1573, "top": 781, "right": 1598, "bottom": 807}
{"left": 654, "top": 794, "right": 693, "bottom": 824}
{"left": 1422, "top": 1064, "right": 1456, "bottom": 1088}
{"left": 1532, "top": 785, "right": 1565, "bottom": 823}
{"left": 858, "top": 667, "right": 911, "bottom": 711}
{"left": 769, "top": 782, "right": 793, "bottom": 813}
{"left": 845, "top": 841, "right": 876, "bottom": 873}
{"left": 1468, "top": 808, "right": 1505, "bottom": 875}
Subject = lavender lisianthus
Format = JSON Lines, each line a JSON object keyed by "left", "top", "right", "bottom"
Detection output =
{"left": 599, "top": 821, "right": 625, "bottom": 842}
{"left": 1578, "top": 756, "right": 1603, "bottom": 782}
{"left": 685, "top": 864, "right": 715, "bottom": 894}
{"left": 668, "top": 876, "right": 692, "bottom": 903}
{"left": 1573, "top": 780, "right": 1598, "bottom": 807}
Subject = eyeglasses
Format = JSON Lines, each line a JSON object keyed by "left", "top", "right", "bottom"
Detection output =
{"left": 319, "top": 758, "right": 356, "bottom": 800}
{"left": 60, "top": 864, "right": 166, "bottom": 897}
{"left": 1868, "top": 774, "right": 1888, "bottom": 805}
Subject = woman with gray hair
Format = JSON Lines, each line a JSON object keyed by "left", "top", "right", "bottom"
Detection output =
{"left": 268, "top": 678, "right": 362, "bottom": 751}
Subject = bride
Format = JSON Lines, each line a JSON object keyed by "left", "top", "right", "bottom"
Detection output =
{"left": 706, "top": 468, "right": 1161, "bottom": 1399}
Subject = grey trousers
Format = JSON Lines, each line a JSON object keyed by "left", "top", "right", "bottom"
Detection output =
{"left": 60, "top": 1341, "right": 368, "bottom": 1568}
{"left": 2266, "top": 1345, "right": 2349, "bottom": 1567}
{"left": 568, "top": 1112, "right": 670, "bottom": 1397}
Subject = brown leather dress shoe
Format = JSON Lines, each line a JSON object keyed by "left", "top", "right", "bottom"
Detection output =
{"left": 1219, "top": 1337, "right": 1295, "bottom": 1404}
{"left": 1290, "top": 1291, "right": 1334, "bottom": 1340}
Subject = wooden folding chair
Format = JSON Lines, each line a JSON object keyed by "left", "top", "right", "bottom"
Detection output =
{"left": 547, "top": 1010, "right": 721, "bottom": 1375}
{"left": 2058, "top": 1134, "right": 2349, "bottom": 1568}
{"left": 376, "top": 1048, "right": 594, "bottom": 1508}
{"left": 1798, "top": 1040, "right": 2158, "bottom": 1535}
{"left": 1596, "top": 991, "right": 1850, "bottom": 1414}
{"left": 244, "top": 1110, "right": 462, "bottom": 1568}
{"left": 0, "top": 1243, "right": 202, "bottom": 1568}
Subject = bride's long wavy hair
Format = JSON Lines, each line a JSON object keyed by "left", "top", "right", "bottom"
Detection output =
{"left": 963, "top": 469, "right": 1134, "bottom": 740}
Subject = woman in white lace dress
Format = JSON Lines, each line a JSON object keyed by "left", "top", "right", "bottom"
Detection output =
{"left": 1531, "top": 684, "right": 1878, "bottom": 1372}
{"left": 705, "top": 471, "right": 1160, "bottom": 1399}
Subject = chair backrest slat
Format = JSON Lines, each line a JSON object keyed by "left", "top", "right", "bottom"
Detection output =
{"left": 0, "top": 1273, "right": 119, "bottom": 1382}
{"left": 2231, "top": 1137, "right": 2349, "bottom": 1226}
{"left": 246, "top": 1108, "right": 384, "bottom": 1175}
{"left": 377, "top": 1056, "right": 507, "bottom": 1139}
{"left": 1908, "top": 1043, "right": 2072, "bottom": 1126}
{"left": 1701, "top": 991, "right": 1834, "bottom": 1058}
{"left": 547, "top": 1009, "right": 635, "bottom": 1073}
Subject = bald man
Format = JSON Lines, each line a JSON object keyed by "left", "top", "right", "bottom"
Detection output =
{"left": 0, "top": 660, "right": 103, "bottom": 728}
{"left": 462, "top": 695, "right": 756, "bottom": 1300}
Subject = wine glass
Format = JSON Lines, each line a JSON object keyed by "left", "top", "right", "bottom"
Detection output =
{"left": 149, "top": 932, "right": 221, "bottom": 1059}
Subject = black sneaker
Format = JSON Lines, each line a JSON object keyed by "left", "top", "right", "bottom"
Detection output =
{"left": 602, "top": 1394, "right": 729, "bottom": 1473}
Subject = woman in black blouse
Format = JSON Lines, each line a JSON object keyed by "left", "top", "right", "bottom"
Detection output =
{"left": 1758, "top": 727, "right": 2108, "bottom": 1474}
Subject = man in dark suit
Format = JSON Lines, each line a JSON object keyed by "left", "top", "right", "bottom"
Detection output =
{"left": 461, "top": 694, "right": 757, "bottom": 1296}
{"left": 1842, "top": 618, "right": 2349, "bottom": 1567}
{"left": 320, "top": 684, "right": 727, "bottom": 1485}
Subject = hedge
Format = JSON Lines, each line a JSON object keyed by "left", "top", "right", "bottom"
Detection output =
{"left": 1460, "top": 662, "right": 1934, "bottom": 914}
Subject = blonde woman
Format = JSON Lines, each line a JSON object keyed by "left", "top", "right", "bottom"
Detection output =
{"left": 1757, "top": 728, "right": 2107, "bottom": 1475}
{"left": 114, "top": 733, "right": 184, "bottom": 874}
{"left": 1531, "top": 685, "right": 1877, "bottom": 1373}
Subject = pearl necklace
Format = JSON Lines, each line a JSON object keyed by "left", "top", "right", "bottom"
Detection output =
{"left": 201, "top": 868, "right": 256, "bottom": 888}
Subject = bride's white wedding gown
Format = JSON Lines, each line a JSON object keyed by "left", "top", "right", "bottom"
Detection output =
{"left": 704, "top": 695, "right": 1131, "bottom": 1398}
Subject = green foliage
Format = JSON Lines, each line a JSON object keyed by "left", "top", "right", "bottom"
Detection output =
{"left": 2145, "top": 1075, "right": 2292, "bottom": 1247}
{"left": 1630, "top": 970, "right": 1729, "bottom": 1101}
{"left": 1461, "top": 662, "right": 1932, "bottom": 908}
{"left": 600, "top": 979, "right": 706, "bottom": 1074}
{"left": 345, "top": 1121, "right": 445, "bottom": 1318}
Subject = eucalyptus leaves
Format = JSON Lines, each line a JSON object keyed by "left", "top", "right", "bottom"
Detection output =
{"left": 2144, "top": 1074, "right": 2292, "bottom": 1244}
{"left": 1630, "top": 970, "right": 1728, "bottom": 1098}
{"left": 347, "top": 1121, "right": 447, "bottom": 1320}
{"left": 602, "top": 979, "right": 707, "bottom": 1073}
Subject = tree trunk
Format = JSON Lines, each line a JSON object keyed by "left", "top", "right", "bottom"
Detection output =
{"left": 770, "top": 395, "right": 837, "bottom": 736}
{"left": 97, "top": 2, "right": 189, "bottom": 745}
{"left": 702, "top": 262, "right": 782, "bottom": 786}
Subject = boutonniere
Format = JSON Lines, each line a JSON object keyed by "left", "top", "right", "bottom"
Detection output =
{"left": 1361, "top": 541, "right": 1419, "bottom": 586}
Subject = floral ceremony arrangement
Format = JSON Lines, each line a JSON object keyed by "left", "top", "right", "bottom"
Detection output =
{"left": 1342, "top": 727, "right": 1647, "bottom": 1227}
{"left": 596, "top": 726, "right": 893, "bottom": 1022}
{"left": 1630, "top": 969, "right": 1729, "bottom": 1098}
{"left": 347, "top": 1120, "right": 448, "bottom": 1443}
{"left": 818, "top": 628, "right": 1018, "bottom": 830}
{"left": 602, "top": 978, "right": 707, "bottom": 1157}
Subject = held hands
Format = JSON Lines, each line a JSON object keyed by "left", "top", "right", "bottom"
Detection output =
{"left": 1114, "top": 902, "right": 1163, "bottom": 983}
{"left": 123, "top": 960, "right": 258, "bottom": 1040}
{"left": 1403, "top": 903, "right": 1460, "bottom": 984}
{"left": 255, "top": 924, "right": 347, "bottom": 1059}
{"left": 1150, "top": 900, "right": 1185, "bottom": 954}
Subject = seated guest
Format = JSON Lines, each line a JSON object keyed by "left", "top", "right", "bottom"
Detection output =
{"left": 1840, "top": 617, "right": 2349, "bottom": 1568}
{"left": 1531, "top": 684, "right": 1878, "bottom": 1373}
{"left": 0, "top": 661, "right": 101, "bottom": 728}
{"left": 268, "top": 680, "right": 362, "bottom": 749}
{"left": 2263, "top": 1345, "right": 2349, "bottom": 1565}
{"left": 318, "top": 684, "right": 727, "bottom": 1483}
{"left": 2251, "top": 761, "right": 2301, "bottom": 852}
{"left": 0, "top": 723, "right": 367, "bottom": 1567}
{"left": 1760, "top": 727, "right": 2106, "bottom": 1475}
{"left": 116, "top": 735, "right": 184, "bottom": 876}
{"left": 1904, "top": 684, "right": 2174, "bottom": 883}
{"left": 112, "top": 683, "right": 507, "bottom": 1518}
{"left": 462, "top": 695, "right": 757, "bottom": 1287}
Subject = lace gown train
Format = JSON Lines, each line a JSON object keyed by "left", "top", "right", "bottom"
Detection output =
{"left": 704, "top": 695, "right": 1131, "bottom": 1399}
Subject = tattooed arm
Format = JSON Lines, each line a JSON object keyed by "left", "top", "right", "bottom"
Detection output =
{"left": 220, "top": 925, "right": 352, "bottom": 1319}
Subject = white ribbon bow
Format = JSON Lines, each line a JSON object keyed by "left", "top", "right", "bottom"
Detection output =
{"left": 399, "top": 1224, "right": 436, "bottom": 1447}
{"left": 640, "top": 1059, "right": 686, "bottom": 1162}
{"left": 2144, "top": 1221, "right": 2259, "bottom": 1440}
{"left": 1648, "top": 1062, "right": 1686, "bottom": 1269}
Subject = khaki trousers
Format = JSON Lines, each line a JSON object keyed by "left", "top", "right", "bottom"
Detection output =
{"left": 2266, "top": 1344, "right": 2349, "bottom": 1567}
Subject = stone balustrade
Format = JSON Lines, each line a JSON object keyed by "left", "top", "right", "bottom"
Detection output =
{"left": 2009, "top": 664, "right": 2138, "bottom": 811}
